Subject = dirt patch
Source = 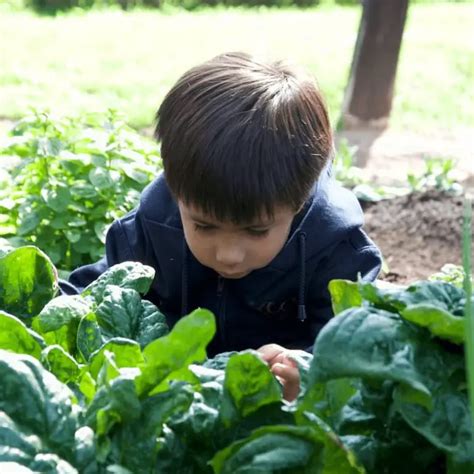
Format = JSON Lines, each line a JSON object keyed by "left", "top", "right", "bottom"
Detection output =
{"left": 363, "top": 189, "right": 473, "bottom": 284}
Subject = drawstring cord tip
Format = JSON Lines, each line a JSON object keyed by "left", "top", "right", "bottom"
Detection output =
{"left": 298, "top": 305, "right": 307, "bottom": 322}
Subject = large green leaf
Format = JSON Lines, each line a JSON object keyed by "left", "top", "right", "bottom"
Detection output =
{"left": 0, "top": 349, "right": 80, "bottom": 464}
{"left": 136, "top": 300, "right": 169, "bottom": 348}
{"left": 312, "top": 307, "right": 431, "bottom": 398}
{"left": 76, "top": 314, "right": 103, "bottom": 362}
{"left": 210, "top": 424, "right": 362, "bottom": 474}
{"left": 297, "top": 378, "right": 357, "bottom": 430}
{"left": 220, "top": 351, "right": 282, "bottom": 426}
{"left": 335, "top": 381, "right": 443, "bottom": 474}
{"left": 32, "top": 295, "right": 92, "bottom": 355}
{"left": 0, "top": 311, "right": 44, "bottom": 358}
{"left": 400, "top": 304, "right": 464, "bottom": 344}
{"left": 0, "top": 246, "right": 57, "bottom": 320}
{"left": 155, "top": 390, "right": 221, "bottom": 473}
{"left": 328, "top": 280, "right": 362, "bottom": 315}
{"left": 41, "top": 345, "right": 81, "bottom": 385}
{"left": 359, "top": 280, "right": 467, "bottom": 316}
{"left": 95, "top": 286, "right": 141, "bottom": 340}
{"left": 394, "top": 379, "right": 474, "bottom": 466}
{"left": 35, "top": 295, "right": 92, "bottom": 333}
{"left": 85, "top": 375, "right": 141, "bottom": 436}
{"left": 83, "top": 262, "right": 155, "bottom": 303}
{"left": 88, "top": 338, "right": 144, "bottom": 381}
{"left": 114, "top": 382, "right": 195, "bottom": 473}
{"left": 136, "top": 309, "right": 216, "bottom": 396}
{"left": 312, "top": 306, "right": 473, "bottom": 465}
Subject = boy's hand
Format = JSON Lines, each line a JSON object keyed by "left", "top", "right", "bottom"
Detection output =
{"left": 257, "top": 343, "right": 300, "bottom": 402}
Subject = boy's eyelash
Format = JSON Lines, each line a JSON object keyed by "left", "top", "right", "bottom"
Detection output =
{"left": 246, "top": 229, "right": 269, "bottom": 237}
{"left": 193, "top": 224, "right": 269, "bottom": 237}
{"left": 194, "top": 224, "right": 214, "bottom": 232}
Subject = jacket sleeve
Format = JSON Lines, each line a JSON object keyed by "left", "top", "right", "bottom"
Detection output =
{"left": 304, "top": 228, "right": 382, "bottom": 353}
{"left": 65, "top": 211, "right": 139, "bottom": 293}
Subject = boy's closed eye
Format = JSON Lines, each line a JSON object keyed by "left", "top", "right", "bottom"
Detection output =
{"left": 193, "top": 222, "right": 270, "bottom": 238}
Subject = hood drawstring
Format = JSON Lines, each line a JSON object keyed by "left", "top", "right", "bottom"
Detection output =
{"left": 181, "top": 239, "right": 189, "bottom": 317}
{"left": 298, "top": 231, "right": 307, "bottom": 322}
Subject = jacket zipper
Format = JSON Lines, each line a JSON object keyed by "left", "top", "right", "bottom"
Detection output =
{"left": 216, "top": 276, "right": 227, "bottom": 346}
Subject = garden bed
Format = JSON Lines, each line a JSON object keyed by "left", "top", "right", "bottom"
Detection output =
{"left": 363, "top": 189, "right": 473, "bottom": 284}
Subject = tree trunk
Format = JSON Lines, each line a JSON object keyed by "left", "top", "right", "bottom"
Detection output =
{"left": 341, "top": 0, "right": 409, "bottom": 129}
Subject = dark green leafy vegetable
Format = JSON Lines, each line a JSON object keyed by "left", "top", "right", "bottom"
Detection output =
{"left": 0, "top": 311, "right": 44, "bottom": 358}
{"left": 0, "top": 246, "right": 57, "bottom": 319}
{"left": 318, "top": 279, "right": 474, "bottom": 472}
{"left": 0, "top": 349, "right": 83, "bottom": 470}
{"left": 2, "top": 245, "right": 472, "bottom": 473}
{"left": 83, "top": 262, "right": 155, "bottom": 304}
{"left": 211, "top": 424, "right": 362, "bottom": 474}
{"left": 136, "top": 308, "right": 215, "bottom": 396}
{"left": 220, "top": 351, "right": 282, "bottom": 425}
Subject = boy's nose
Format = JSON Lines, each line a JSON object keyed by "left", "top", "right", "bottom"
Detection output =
{"left": 215, "top": 244, "right": 245, "bottom": 267}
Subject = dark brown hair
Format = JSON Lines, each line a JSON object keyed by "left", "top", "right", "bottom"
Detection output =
{"left": 155, "top": 52, "right": 333, "bottom": 224}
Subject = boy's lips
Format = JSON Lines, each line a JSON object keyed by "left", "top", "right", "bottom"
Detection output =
{"left": 218, "top": 270, "right": 249, "bottom": 279}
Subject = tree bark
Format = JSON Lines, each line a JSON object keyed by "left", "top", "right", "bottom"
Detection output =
{"left": 341, "top": 0, "right": 409, "bottom": 129}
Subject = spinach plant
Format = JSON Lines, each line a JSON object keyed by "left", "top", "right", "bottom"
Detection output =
{"left": 305, "top": 277, "right": 474, "bottom": 473}
{"left": 0, "top": 244, "right": 361, "bottom": 473}
{"left": 0, "top": 110, "right": 161, "bottom": 271}
{"left": 0, "top": 243, "right": 473, "bottom": 473}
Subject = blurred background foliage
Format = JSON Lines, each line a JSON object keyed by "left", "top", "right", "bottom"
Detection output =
{"left": 1, "top": 1, "right": 472, "bottom": 131}
{"left": 1, "top": 0, "right": 470, "bottom": 13}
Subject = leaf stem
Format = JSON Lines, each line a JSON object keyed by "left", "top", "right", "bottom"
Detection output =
{"left": 462, "top": 197, "right": 474, "bottom": 442}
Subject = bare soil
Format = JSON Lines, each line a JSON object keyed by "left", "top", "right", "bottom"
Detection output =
{"left": 363, "top": 189, "right": 473, "bottom": 284}
{"left": 341, "top": 126, "right": 473, "bottom": 284}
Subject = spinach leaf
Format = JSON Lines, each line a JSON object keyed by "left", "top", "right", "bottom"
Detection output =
{"left": 88, "top": 338, "right": 143, "bottom": 381}
{"left": 0, "top": 246, "right": 57, "bottom": 320}
{"left": 76, "top": 314, "right": 103, "bottom": 362}
{"left": 0, "top": 349, "right": 81, "bottom": 468}
{"left": 0, "top": 311, "right": 44, "bottom": 358}
{"left": 328, "top": 279, "right": 362, "bottom": 315}
{"left": 136, "top": 308, "right": 215, "bottom": 396}
{"left": 83, "top": 262, "right": 155, "bottom": 304}
{"left": 95, "top": 286, "right": 142, "bottom": 340}
{"left": 311, "top": 304, "right": 473, "bottom": 467}
{"left": 360, "top": 280, "right": 467, "bottom": 316}
{"left": 211, "top": 424, "right": 362, "bottom": 474}
{"left": 220, "top": 351, "right": 282, "bottom": 426}
{"left": 33, "top": 295, "right": 93, "bottom": 354}
{"left": 41, "top": 345, "right": 81, "bottom": 385}
{"left": 400, "top": 304, "right": 464, "bottom": 343}
{"left": 136, "top": 299, "right": 168, "bottom": 347}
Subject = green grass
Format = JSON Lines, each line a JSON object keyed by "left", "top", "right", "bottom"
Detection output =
{"left": 0, "top": 3, "right": 473, "bottom": 130}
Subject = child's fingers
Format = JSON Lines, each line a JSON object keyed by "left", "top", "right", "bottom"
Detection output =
{"left": 256, "top": 343, "right": 286, "bottom": 364}
{"left": 271, "top": 363, "right": 299, "bottom": 384}
{"left": 271, "top": 363, "right": 300, "bottom": 402}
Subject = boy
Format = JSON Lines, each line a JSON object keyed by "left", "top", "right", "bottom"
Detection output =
{"left": 68, "top": 52, "right": 382, "bottom": 400}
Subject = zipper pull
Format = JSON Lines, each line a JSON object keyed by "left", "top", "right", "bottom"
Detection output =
{"left": 298, "top": 305, "right": 307, "bottom": 322}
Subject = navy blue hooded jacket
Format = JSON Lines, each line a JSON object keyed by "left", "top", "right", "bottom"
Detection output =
{"left": 67, "top": 166, "right": 382, "bottom": 357}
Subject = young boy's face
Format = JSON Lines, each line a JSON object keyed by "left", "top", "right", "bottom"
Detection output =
{"left": 179, "top": 201, "right": 297, "bottom": 279}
